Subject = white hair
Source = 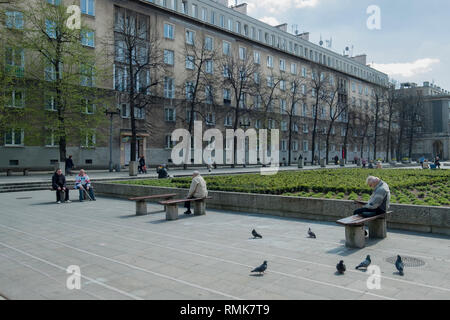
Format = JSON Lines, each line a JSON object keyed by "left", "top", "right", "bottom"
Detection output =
{"left": 366, "top": 176, "right": 380, "bottom": 185}
{"left": 193, "top": 171, "right": 200, "bottom": 176}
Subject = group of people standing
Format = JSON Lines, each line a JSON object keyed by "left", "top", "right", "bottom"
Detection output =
{"left": 52, "top": 168, "right": 96, "bottom": 204}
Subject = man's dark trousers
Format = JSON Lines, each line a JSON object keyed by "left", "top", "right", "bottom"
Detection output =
{"left": 353, "top": 208, "right": 385, "bottom": 218}
{"left": 55, "top": 188, "right": 69, "bottom": 202}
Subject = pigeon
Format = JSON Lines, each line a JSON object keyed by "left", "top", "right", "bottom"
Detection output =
{"left": 308, "top": 228, "right": 316, "bottom": 239}
{"left": 395, "top": 255, "right": 404, "bottom": 276}
{"left": 252, "top": 229, "right": 262, "bottom": 239}
{"left": 251, "top": 261, "right": 267, "bottom": 274}
{"left": 355, "top": 255, "right": 371, "bottom": 270}
{"left": 336, "top": 260, "right": 346, "bottom": 274}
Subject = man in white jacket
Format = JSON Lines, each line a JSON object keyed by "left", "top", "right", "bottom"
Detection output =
{"left": 184, "top": 171, "right": 208, "bottom": 215}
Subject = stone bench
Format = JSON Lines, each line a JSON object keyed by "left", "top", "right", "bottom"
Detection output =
{"left": 337, "top": 211, "right": 392, "bottom": 248}
{"left": 128, "top": 194, "right": 177, "bottom": 216}
{"left": 159, "top": 197, "right": 212, "bottom": 221}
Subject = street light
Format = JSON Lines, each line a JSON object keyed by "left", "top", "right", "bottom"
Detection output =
{"left": 105, "top": 108, "right": 120, "bottom": 172}
{"left": 239, "top": 121, "right": 251, "bottom": 168}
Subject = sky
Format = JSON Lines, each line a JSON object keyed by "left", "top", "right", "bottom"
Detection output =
{"left": 233, "top": 0, "right": 450, "bottom": 90}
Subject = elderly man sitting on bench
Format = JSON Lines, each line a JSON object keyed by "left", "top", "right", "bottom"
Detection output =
{"left": 184, "top": 171, "right": 208, "bottom": 215}
{"left": 354, "top": 176, "right": 391, "bottom": 218}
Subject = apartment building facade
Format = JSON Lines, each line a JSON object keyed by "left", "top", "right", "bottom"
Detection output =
{"left": 1, "top": 0, "right": 390, "bottom": 170}
{"left": 398, "top": 82, "right": 450, "bottom": 160}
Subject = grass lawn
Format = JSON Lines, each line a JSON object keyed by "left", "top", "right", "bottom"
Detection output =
{"left": 115, "top": 169, "right": 450, "bottom": 207}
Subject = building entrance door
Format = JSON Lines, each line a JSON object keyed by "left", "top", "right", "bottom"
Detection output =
{"left": 123, "top": 137, "right": 144, "bottom": 165}
{"left": 433, "top": 141, "right": 443, "bottom": 158}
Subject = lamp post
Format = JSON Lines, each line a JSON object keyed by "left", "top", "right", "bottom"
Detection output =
{"left": 105, "top": 108, "right": 120, "bottom": 172}
{"left": 239, "top": 121, "right": 250, "bottom": 167}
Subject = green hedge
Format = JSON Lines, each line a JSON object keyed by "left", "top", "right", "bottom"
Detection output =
{"left": 114, "top": 169, "right": 450, "bottom": 206}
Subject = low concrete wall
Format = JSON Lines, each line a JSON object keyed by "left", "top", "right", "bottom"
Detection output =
{"left": 95, "top": 182, "right": 450, "bottom": 236}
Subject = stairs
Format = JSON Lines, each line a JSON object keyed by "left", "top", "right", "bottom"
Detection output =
{"left": 0, "top": 181, "right": 52, "bottom": 193}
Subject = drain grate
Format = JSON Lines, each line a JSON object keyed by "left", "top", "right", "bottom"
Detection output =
{"left": 16, "top": 197, "right": 32, "bottom": 200}
{"left": 386, "top": 256, "right": 426, "bottom": 268}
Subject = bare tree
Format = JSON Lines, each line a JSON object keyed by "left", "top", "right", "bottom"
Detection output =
{"left": 407, "top": 91, "right": 425, "bottom": 159}
{"left": 278, "top": 73, "right": 307, "bottom": 164}
{"left": 220, "top": 50, "right": 259, "bottom": 166}
{"left": 113, "top": 7, "right": 164, "bottom": 170}
{"left": 323, "top": 79, "right": 347, "bottom": 164}
{"left": 372, "top": 87, "right": 387, "bottom": 161}
{"left": 309, "top": 67, "right": 330, "bottom": 165}
{"left": 176, "top": 31, "right": 219, "bottom": 168}
{"left": 396, "top": 94, "right": 409, "bottom": 161}
{"left": 395, "top": 90, "right": 425, "bottom": 161}
{"left": 383, "top": 84, "right": 399, "bottom": 162}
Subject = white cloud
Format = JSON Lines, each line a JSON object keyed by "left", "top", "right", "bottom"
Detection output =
{"left": 371, "top": 58, "right": 440, "bottom": 78}
{"left": 258, "top": 16, "right": 280, "bottom": 26}
{"left": 246, "top": 0, "right": 320, "bottom": 15}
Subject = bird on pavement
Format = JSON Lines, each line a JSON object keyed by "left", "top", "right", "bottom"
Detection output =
{"left": 395, "top": 255, "right": 404, "bottom": 276}
{"left": 355, "top": 255, "right": 371, "bottom": 270}
{"left": 336, "top": 260, "right": 346, "bottom": 274}
{"left": 251, "top": 261, "right": 267, "bottom": 275}
{"left": 308, "top": 228, "right": 316, "bottom": 239}
{"left": 252, "top": 229, "right": 262, "bottom": 239}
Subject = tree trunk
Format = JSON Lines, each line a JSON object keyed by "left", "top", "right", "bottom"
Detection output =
{"left": 129, "top": 55, "right": 137, "bottom": 164}
{"left": 385, "top": 116, "right": 392, "bottom": 162}
{"left": 373, "top": 105, "right": 379, "bottom": 161}
{"left": 288, "top": 113, "right": 293, "bottom": 165}
{"left": 311, "top": 97, "right": 319, "bottom": 165}
{"left": 325, "top": 129, "right": 331, "bottom": 165}
{"left": 397, "top": 125, "right": 404, "bottom": 161}
{"left": 343, "top": 117, "right": 351, "bottom": 163}
{"left": 408, "top": 116, "right": 416, "bottom": 160}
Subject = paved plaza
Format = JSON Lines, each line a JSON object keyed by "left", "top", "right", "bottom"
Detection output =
{"left": 0, "top": 190, "right": 449, "bottom": 300}
{"left": 0, "top": 164, "right": 353, "bottom": 184}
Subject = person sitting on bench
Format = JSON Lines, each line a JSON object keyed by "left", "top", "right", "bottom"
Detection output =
{"left": 184, "top": 171, "right": 208, "bottom": 215}
{"left": 52, "top": 168, "right": 70, "bottom": 204}
{"left": 75, "top": 169, "right": 96, "bottom": 202}
{"left": 354, "top": 176, "right": 390, "bottom": 218}
{"left": 157, "top": 164, "right": 169, "bottom": 179}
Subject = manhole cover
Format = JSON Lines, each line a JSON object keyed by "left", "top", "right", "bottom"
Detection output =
{"left": 16, "top": 197, "right": 32, "bottom": 200}
{"left": 386, "top": 256, "right": 426, "bottom": 268}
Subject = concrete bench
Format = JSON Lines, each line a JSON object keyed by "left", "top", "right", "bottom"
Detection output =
{"left": 128, "top": 194, "right": 177, "bottom": 216}
{"left": 159, "top": 197, "right": 212, "bottom": 221}
{"left": 337, "top": 211, "right": 392, "bottom": 248}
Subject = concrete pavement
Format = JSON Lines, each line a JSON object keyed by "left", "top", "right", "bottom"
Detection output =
{"left": 0, "top": 190, "right": 449, "bottom": 300}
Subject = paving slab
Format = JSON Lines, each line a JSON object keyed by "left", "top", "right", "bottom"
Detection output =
{"left": 0, "top": 190, "right": 449, "bottom": 300}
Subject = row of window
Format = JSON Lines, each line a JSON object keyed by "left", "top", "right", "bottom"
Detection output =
{"left": 6, "top": 11, "right": 95, "bottom": 47}
{"left": 154, "top": 1, "right": 387, "bottom": 86}
{"left": 45, "top": 19, "right": 96, "bottom": 47}
{"left": 162, "top": 134, "right": 367, "bottom": 154}
{"left": 4, "top": 91, "right": 96, "bottom": 114}
{"left": 162, "top": 107, "right": 348, "bottom": 135}
{"left": 3, "top": 128, "right": 96, "bottom": 148}
{"left": 47, "top": 0, "right": 95, "bottom": 15}
{"left": 3, "top": 128, "right": 370, "bottom": 153}
{"left": 5, "top": 47, "right": 95, "bottom": 86}
{"left": 163, "top": 26, "right": 329, "bottom": 77}
{"left": 5, "top": 1, "right": 95, "bottom": 32}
